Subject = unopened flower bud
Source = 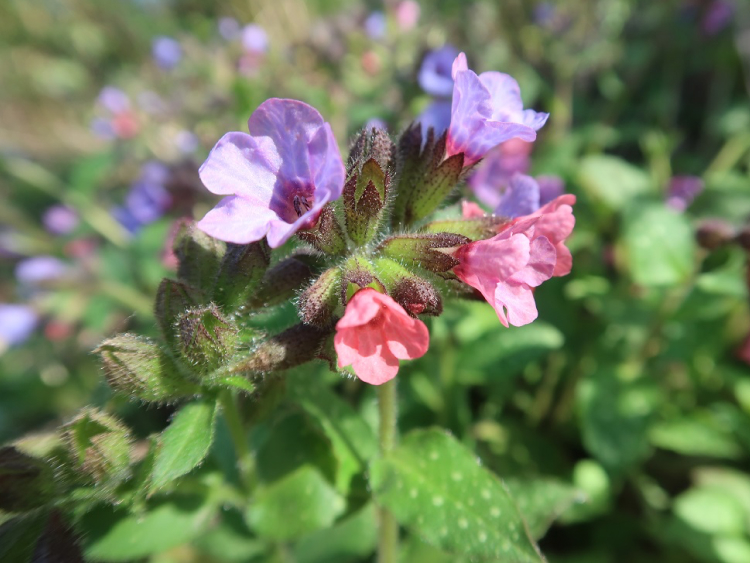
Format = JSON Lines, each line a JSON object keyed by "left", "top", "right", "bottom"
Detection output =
{"left": 97, "top": 334, "right": 200, "bottom": 402}
{"left": 422, "top": 215, "right": 509, "bottom": 240}
{"left": 297, "top": 205, "right": 348, "bottom": 255}
{"left": 377, "top": 232, "right": 470, "bottom": 272}
{"left": 341, "top": 259, "right": 386, "bottom": 303}
{"left": 298, "top": 268, "right": 342, "bottom": 327}
{"left": 390, "top": 276, "right": 442, "bottom": 317}
{"left": 230, "top": 324, "right": 331, "bottom": 374}
{"left": 348, "top": 126, "right": 395, "bottom": 172}
{"left": 696, "top": 219, "right": 735, "bottom": 250}
{"left": 62, "top": 408, "right": 132, "bottom": 488}
{"left": 174, "top": 220, "right": 226, "bottom": 292}
{"left": 213, "top": 242, "right": 270, "bottom": 310}
{"left": 344, "top": 158, "right": 389, "bottom": 245}
{"left": 155, "top": 278, "right": 205, "bottom": 349}
{"left": 0, "top": 447, "right": 55, "bottom": 512}
{"left": 248, "top": 254, "right": 315, "bottom": 308}
{"left": 176, "top": 305, "right": 239, "bottom": 373}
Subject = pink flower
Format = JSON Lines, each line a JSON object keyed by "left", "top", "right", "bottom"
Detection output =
{"left": 334, "top": 289, "right": 429, "bottom": 385}
{"left": 446, "top": 53, "right": 548, "bottom": 167}
{"left": 197, "top": 99, "right": 345, "bottom": 247}
{"left": 453, "top": 194, "right": 575, "bottom": 327}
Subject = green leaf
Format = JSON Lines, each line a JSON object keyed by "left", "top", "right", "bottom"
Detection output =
{"left": 150, "top": 400, "right": 217, "bottom": 492}
{"left": 649, "top": 415, "right": 742, "bottom": 459}
{"left": 214, "top": 376, "right": 257, "bottom": 395}
{"left": 505, "top": 478, "right": 584, "bottom": 540}
{"left": 674, "top": 486, "right": 746, "bottom": 536}
{"left": 194, "top": 508, "right": 269, "bottom": 562}
{"left": 293, "top": 503, "right": 377, "bottom": 563}
{"left": 247, "top": 465, "right": 346, "bottom": 541}
{"left": 370, "top": 429, "right": 545, "bottom": 562}
{"left": 578, "top": 154, "right": 651, "bottom": 210}
{"left": 83, "top": 496, "right": 215, "bottom": 561}
{"left": 0, "top": 513, "right": 47, "bottom": 563}
{"left": 623, "top": 203, "right": 695, "bottom": 287}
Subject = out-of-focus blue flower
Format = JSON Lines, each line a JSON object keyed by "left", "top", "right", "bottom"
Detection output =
{"left": 0, "top": 304, "right": 38, "bottom": 349}
{"left": 702, "top": 1, "right": 734, "bottom": 36}
{"left": 152, "top": 36, "right": 182, "bottom": 70}
{"left": 364, "top": 117, "right": 388, "bottom": 131}
{"left": 364, "top": 11, "right": 387, "bottom": 40}
{"left": 417, "top": 100, "right": 452, "bottom": 139}
{"left": 90, "top": 117, "right": 116, "bottom": 140}
{"left": 15, "top": 256, "right": 69, "bottom": 285}
{"left": 219, "top": 17, "right": 241, "bottom": 40}
{"left": 418, "top": 45, "right": 459, "bottom": 98}
{"left": 112, "top": 206, "right": 141, "bottom": 235}
{"left": 534, "top": 3, "right": 556, "bottom": 27}
{"left": 666, "top": 175, "right": 704, "bottom": 212}
{"left": 241, "top": 24, "right": 269, "bottom": 54}
{"left": 42, "top": 205, "right": 79, "bottom": 235}
{"left": 114, "top": 161, "right": 173, "bottom": 234}
{"left": 97, "top": 86, "right": 130, "bottom": 114}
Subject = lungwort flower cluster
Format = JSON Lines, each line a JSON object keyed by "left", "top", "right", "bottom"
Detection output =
{"left": 99, "top": 52, "right": 573, "bottom": 400}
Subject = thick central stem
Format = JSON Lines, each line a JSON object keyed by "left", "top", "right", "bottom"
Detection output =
{"left": 377, "top": 379, "right": 399, "bottom": 563}
{"left": 218, "top": 389, "right": 256, "bottom": 495}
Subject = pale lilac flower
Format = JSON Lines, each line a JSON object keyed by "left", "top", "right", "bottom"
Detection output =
{"left": 702, "top": 1, "right": 734, "bottom": 36}
{"left": 468, "top": 139, "right": 533, "bottom": 208}
{"left": 395, "top": 1, "right": 420, "bottom": 30}
{"left": 446, "top": 53, "right": 549, "bottom": 167}
{"left": 197, "top": 99, "right": 345, "bottom": 247}
{"left": 241, "top": 24, "right": 269, "bottom": 54}
{"left": 666, "top": 175, "right": 704, "bottom": 212}
{"left": 0, "top": 304, "right": 38, "bottom": 348}
{"left": 418, "top": 45, "right": 459, "bottom": 98}
{"left": 97, "top": 87, "right": 130, "bottom": 114}
{"left": 364, "top": 11, "right": 387, "bottom": 40}
{"left": 43, "top": 205, "right": 79, "bottom": 235}
{"left": 219, "top": 17, "right": 241, "bottom": 41}
{"left": 152, "top": 36, "right": 182, "bottom": 70}
{"left": 15, "top": 256, "right": 69, "bottom": 285}
{"left": 417, "top": 100, "right": 452, "bottom": 139}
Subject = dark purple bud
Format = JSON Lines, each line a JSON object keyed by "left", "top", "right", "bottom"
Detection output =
{"left": 340, "top": 260, "right": 386, "bottom": 303}
{"left": 390, "top": 276, "right": 442, "bottom": 317}
{"left": 696, "top": 219, "right": 735, "bottom": 250}
{"left": 344, "top": 158, "right": 389, "bottom": 245}
{"left": 377, "top": 232, "right": 470, "bottom": 272}
{"left": 230, "top": 324, "right": 332, "bottom": 374}
{"left": 0, "top": 447, "right": 55, "bottom": 512}
{"left": 298, "top": 267, "right": 342, "bottom": 327}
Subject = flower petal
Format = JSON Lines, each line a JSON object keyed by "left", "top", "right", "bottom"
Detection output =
{"left": 494, "top": 280, "right": 538, "bottom": 327}
{"left": 511, "top": 235, "right": 556, "bottom": 287}
{"left": 197, "top": 195, "right": 279, "bottom": 244}
{"left": 496, "top": 174, "right": 540, "bottom": 219}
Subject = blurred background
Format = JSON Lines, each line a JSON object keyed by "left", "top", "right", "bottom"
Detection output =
{"left": 1, "top": 0, "right": 750, "bottom": 561}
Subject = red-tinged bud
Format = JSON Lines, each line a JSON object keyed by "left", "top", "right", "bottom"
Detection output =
{"left": 348, "top": 126, "right": 395, "bottom": 174}
{"left": 96, "top": 334, "right": 200, "bottom": 403}
{"left": 155, "top": 278, "right": 206, "bottom": 349}
{"left": 696, "top": 219, "right": 735, "bottom": 250}
{"left": 0, "top": 447, "right": 56, "bottom": 512}
{"left": 298, "top": 268, "right": 342, "bottom": 328}
{"left": 173, "top": 220, "right": 226, "bottom": 293}
{"left": 214, "top": 241, "right": 271, "bottom": 310}
{"left": 390, "top": 276, "right": 442, "bottom": 317}
{"left": 297, "top": 205, "right": 348, "bottom": 255}
{"left": 343, "top": 158, "right": 389, "bottom": 245}
{"left": 376, "top": 232, "right": 470, "bottom": 272}
{"left": 229, "top": 324, "right": 332, "bottom": 374}
{"left": 176, "top": 305, "right": 239, "bottom": 373}
{"left": 248, "top": 254, "right": 315, "bottom": 308}
{"left": 62, "top": 408, "right": 132, "bottom": 488}
{"left": 340, "top": 259, "right": 386, "bottom": 303}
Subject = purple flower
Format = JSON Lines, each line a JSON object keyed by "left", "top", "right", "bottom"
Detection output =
{"left": 364, "top": 11, "right": 387, "bottom": 40}
{"left": 666, "top": 175, "right": 704, "bottom": 212}
{"left": 152, "top": 36, "right": 182, "bottom": 70}
{"left": 97, "top": 86, "right": 130, "bottom": 114}
{"left": 702, "top": 1, "right": 734, "bottom": 36}
{"left": 496, "top": 174, "right": 541, "bottom": 218}
{"left": 90, "top": 117, "right": 116, "bottom": 140}
{"left": 197, "top": 99, "right": 345, "bottom": 247}
{"left": 417, "top": 100, "right": 453, "bottom": 139}
{"left": 112, "top": 206, "right": 141, "bottom": 235}
{"left": 125, "top": 162, "right": 172, "bottom": 224}
{"left": 536, "top": 175, "right": 565, "bottom": 205}
{"left": 219, "top": 17, "right": 241, "bottom": 41}
{"left": 42, "top": 205, "right": 79, "bottom": 235}
{"left": 468, "top": 139, "right": 533, "bottom": 208}
{"left": 418, "top": 45, "right": 459, "bottom": 98}
{"left": 15, "top": 256, "right": 69, "bottom": 285}
{"left": 365, "top": 118, "right": 388, "bottom": 131}
{"left": 0, "top": 304, "right": 38, "bottom": 348}
{"left": 241, "top": 24, "right": 269, "bottom": 54}
{"left": 446, "top": 53, "right": 549, "bottom": 167}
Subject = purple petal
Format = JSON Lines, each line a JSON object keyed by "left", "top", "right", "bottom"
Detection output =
{"left": 418, "top": 45, "right": 459, "bottom": 98}
{"left": 197, "top": 195, "right": 280, "bottom": 245}
{"left": 97, "top": 87, "right": 130, "bottom": 114}
{"left": 417, "top": 100, "right": 452, "bottom": 139}
{"left": 0, "top": 304, "right": 38, "bottom": 347}
{"left": 666, "top": 175, "right": 704, "bottom": 212}
{"left": 536, "top": 175, "right": 565, "bottom": 205}
{"left": 15, "top": 256, "right": 69, "bottom": 285}
{"left": 496, "top": 174, "right": 540, "bottom": 218}
{"left": 364, "top": 11, "right": 387, "bottom": 40}
{"left": 241, "top": 24, "right": 269, "bottom": 54}
{"left": 43, "top": 205, "right": 79, "bottom": 235}
{"left": 478, "top": 72, "right": 525, "bottom": 119}
{"left": 152, "top": 36, "right": 182, "bottom": 70}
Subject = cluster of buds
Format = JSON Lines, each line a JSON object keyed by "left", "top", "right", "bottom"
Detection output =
{"left": 96, "top": 52, "right": 575, "bottom": 394}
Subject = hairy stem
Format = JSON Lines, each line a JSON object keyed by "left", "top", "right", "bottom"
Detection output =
{"left": 218, "top": 389, "right": 256, "bottom": 495}
{"left": 377, "top": 379, "right": 399, "bottom": 563}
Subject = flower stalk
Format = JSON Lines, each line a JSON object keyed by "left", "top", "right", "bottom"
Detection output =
{"left": 377, "top": 379, "right": 399, "bottom": 563}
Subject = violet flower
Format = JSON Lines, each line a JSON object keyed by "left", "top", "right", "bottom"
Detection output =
{"left": 15, "top": 256, "right": 69, "bottom": 285}
{"left": 114, "top": 161, "right": 172, "bottom": 233}
{"left": 666, "top": 175, "right": 704, "bottom": 212}
{"left": 43, "top": 205, "right": 79, "bottom": 235}
{"left": 468, "top": 139, "right": 533, "bottom": 208}
{"left": 364, "top": 11, "right": 387, "bottom": 40}
{"left": 197, "top": 98, "right": 345, "bottom": 247}
{"left": 241, "top": 24, "right": 269, "bottom": 54}
{"left": 0, "top": 304, "right": 38, "bottom": 349}
{"left": 702, "top": 1, "right": 734, "bottom": 36}
{"left": 152, "top": 36, "right": 182, "bottom": 70}
{"left": 418, "top": 45, "right": 460, "bottom": 98}
{"left": 97, "top": 86, "right": 131, "bottom": 114}
{"left": 417, "top": 100, "right": 452, "bottom": 139}
{"left": 446, "top": 53, "right": 549, "bottom": 167}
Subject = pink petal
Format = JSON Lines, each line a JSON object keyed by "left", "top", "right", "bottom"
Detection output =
{"left": 383, "top": 314, "right": 430, "bottom": 360}
{"left": 511, "top": 235, "right": 555, "bottom": 287}
{"left": 553, "top": 242, "right": 572, "bottom": 277}
{"left": 336, "top": 288, "right": 384, "bottom": 329}
{"left": 451, "top": 52, "right": 468, "bottom": 79}
{"left": 494, "top": 281, "right": 539, "bottom": 327}
{"left": 461, "top": 201, "right": 486, "bottom": 218}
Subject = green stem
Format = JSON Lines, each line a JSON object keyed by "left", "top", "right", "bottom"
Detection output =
{"left": 377, "top": 380, "right": 399, "bottom": 563}
{"left": 219, "top": 389, "right": 256, "bottom": 495}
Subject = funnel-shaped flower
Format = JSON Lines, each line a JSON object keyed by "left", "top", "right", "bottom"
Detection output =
{"left": 334, "top": 288, "right": 429, "bottom": 385}
{"left": 454, "top": 194, "right": 575, "bottom": 326}
{"left": 197, "top": 99, "right": 345, "bottom": 247}
{"left": 447, "top": 53, "right": 548, "bottom": 166}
